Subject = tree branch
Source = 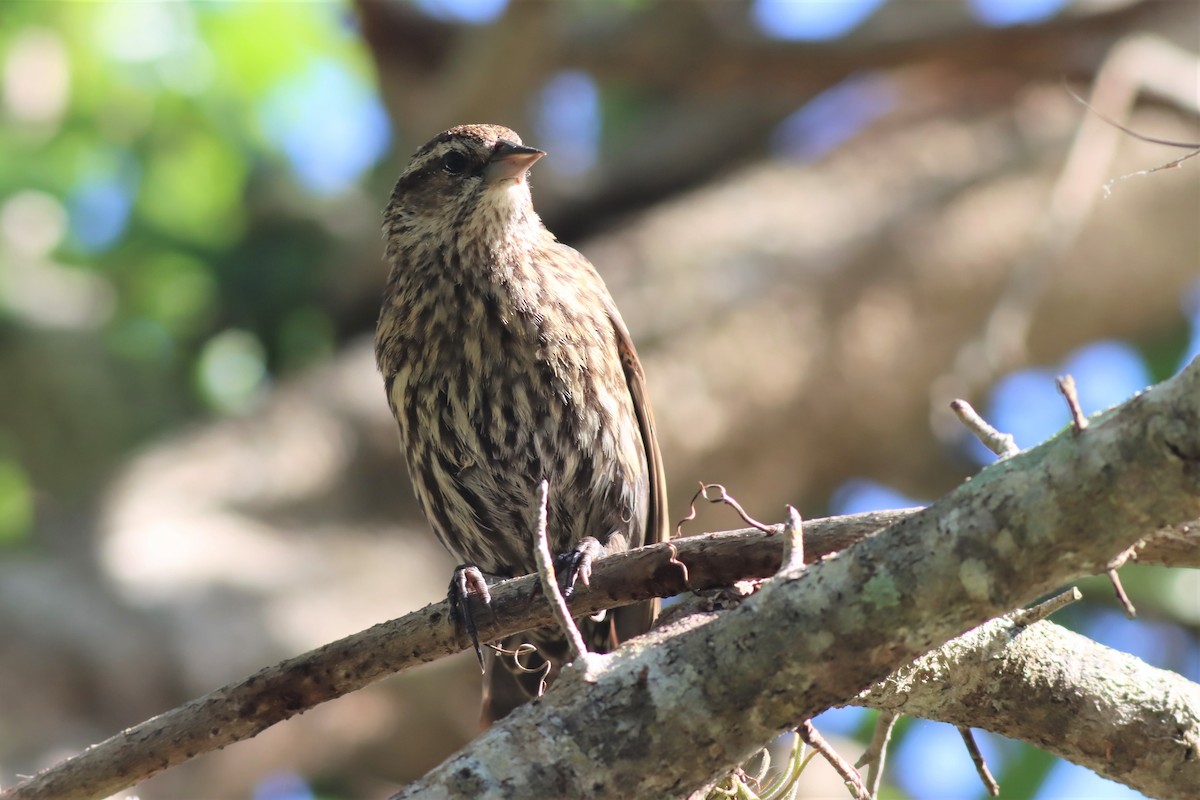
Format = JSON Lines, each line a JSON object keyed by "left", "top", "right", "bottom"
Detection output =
{"left": 390, "top": 358, "right": 1200, "bottom": 798}
{"left": 856, "top": 613, "right": 1200, "bottom": 800}
{"left": 5, "top": 361, "right": 1198, "bottom": 800}
{"left": 0, "top": 509, "right": 906, "bottom": 800}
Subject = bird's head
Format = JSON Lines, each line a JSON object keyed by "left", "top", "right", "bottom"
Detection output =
{"left": 384, "top": 124, "right": 545, "bottom": 251}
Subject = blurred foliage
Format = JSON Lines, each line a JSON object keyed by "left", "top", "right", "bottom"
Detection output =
{"left": 0, "top": 1, "right": 387, "bottom": 514}
{"left": 0, "top": 451, "right": 33, "bottom": 543}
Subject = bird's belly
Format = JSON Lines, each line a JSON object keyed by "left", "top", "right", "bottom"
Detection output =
{"left": 400, "top": 350, "right": 643, "bottom": 575}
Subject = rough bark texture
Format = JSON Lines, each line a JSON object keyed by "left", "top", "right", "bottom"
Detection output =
{"left": 857, "top": 616, "right": 1200, "bottom": 800}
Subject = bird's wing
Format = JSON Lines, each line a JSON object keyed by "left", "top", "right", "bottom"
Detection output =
{"left": 607, "top": 300, "right": 668, "bottom": 550}
{"left": 606, "top": 297, "right": 668, "bottom": 642}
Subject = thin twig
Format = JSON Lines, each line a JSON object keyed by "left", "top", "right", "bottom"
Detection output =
{"left": 1103, "top": 545, "right": 1139, "bottom": 619}
{"left": 1102, "top": 147, "right": 1200, "bottom": 195}
{"left": 532, "top": 480, "right": 588, "bottom": 659}
{"left": 1064, "top": 82, "right": 1200, "bottom": 195}
{"left": 957, "top": 727, "right": 1000, "bottom": 796}
{"left": 780, "top": 506, "right": 805, "bottom": 574}
{"left": 855, "top": 711, "right": 898, "bottom": 799}
{"left": 950, "top": 399, "right": 1019, "bottom": 458}
{"left": 1056, "top": 375, "right": 1088, "bottom": 431}
{"left": 1012, "top": 586, "right": 1082, "bottom": 627}
{"left": 1108, "top": 545, "right": 1138, "bottom": 571}
{"left": 1107, "top": 568, "right": 1137, "bottom": 619}
{"left": 799, "top": 720, "right": 868, "bottom": 800}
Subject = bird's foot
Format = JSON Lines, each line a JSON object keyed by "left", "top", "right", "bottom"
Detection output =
{"left": 555, "top": 536, "right": 604, "bottom": 598}
{"left": 449, "top": 564, "right": 493, "bottom": 670}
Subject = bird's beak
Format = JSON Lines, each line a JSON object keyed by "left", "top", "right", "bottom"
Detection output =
{"left": 484, "top": 140, "right": 545, "bottom": 184}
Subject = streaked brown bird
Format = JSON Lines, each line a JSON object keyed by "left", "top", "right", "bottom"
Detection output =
{"left": 375, "top": 124, "right": 667, "bottom": 723}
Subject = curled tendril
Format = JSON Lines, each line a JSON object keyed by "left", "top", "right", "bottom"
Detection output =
{"left": 676, "top": 482, "right": 775, "bottom": 539}
{"left": 665, "top": 541, "right": 692, "bottom": 590}
{"left": 493, "top": 642, "right": 552, "bottom": 696}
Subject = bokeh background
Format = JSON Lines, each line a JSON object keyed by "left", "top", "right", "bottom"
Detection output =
{"left": 1, "top": 1, "right": 1197, "bottom": 798}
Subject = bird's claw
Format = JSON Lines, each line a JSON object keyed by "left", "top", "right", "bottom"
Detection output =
{"left": 449, "top": 564, "right": 491, "bottom": 670}
{"left": 555, "top": 536, "right": 604, "bottom": 598}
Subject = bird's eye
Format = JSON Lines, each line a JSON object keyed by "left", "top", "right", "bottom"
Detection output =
{"left": 441, "top": 150, "right": 468, "bottom": 175}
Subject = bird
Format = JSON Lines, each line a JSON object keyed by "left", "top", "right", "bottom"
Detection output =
{"left": 375, "top": 123, "right": 667, "bottom": 724}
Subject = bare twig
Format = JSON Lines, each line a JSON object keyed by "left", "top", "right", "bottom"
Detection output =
{"left": 1107, "top": 569, "right": 1137, "bottom": 619}
{"left": 950, "top": 399, "right": 1020, "bottom": 458}
{"left": 1012, "top": 587, "right": 1082, "bottom": 627}
{"left": 532, "top": 480, "right": 588, "bottom": 659}
{"left": 855, "top": 711, "right": 898, "bottom": 799}
{"left": 1104, "top": 544, "right": 1138, "bottom": 618}
{"left": 1056, "top": 375, "right": 1089, "bottom": 431}
{"left": 780, "top": 506, "right": 805, "bottom": 574}
{"left": 799, "top": 720, "right": 867, "bottom": 800}
{"left": 1102, "top": 147, "right": 1200, "bottom": 195}
{"left": 957, "top": 727, "right": 1000, "bottom": 796}
{"left": 1065, "top": 83, "right": 1200, "bottom": 151}
{"left": 1065, "top": 82, "right": 1200, "bottom": 195}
